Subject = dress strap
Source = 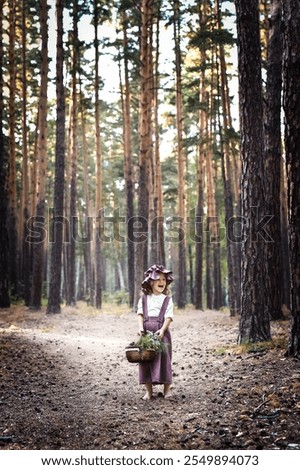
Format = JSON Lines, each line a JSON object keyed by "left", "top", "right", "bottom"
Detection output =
{"left": 158, "top": 296, "right": 170, "bottom": 321}
{"left": 142, "top": 294, "right": 148, "bottom": 321}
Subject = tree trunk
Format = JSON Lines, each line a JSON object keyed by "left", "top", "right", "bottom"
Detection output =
{"left": 62, "top": 101, "right": 73, "bottom": 304}
{"left": 20, "top": 0, "right": 31, "bottom": 306}
{"left": 173, "top": 0, "right": 187, "bottom": 309}
{"left": 212, "top": 157, "right": 222, "bottom": 310}
{"left": 79, "top": 79, "right": 93, "bottom": 306}
{"left": 150, "top": 5, "right": 165, "bottom": 267}
{"left": 121, "top": 9, "right": 135, "bottom": 307}
{"left": 209, "top": 47, "right": 222, "bottom": 310}
{"left": 217, "top": 0, "right": 240, "bottom": 316}
{"left": 194, "top": 143, "right": 204, "bottom": 310}
{"left": 264, "top": 0, "right": 284, "bottom": 321}
{"left": 0, "top": 0, "right": 10, "bottom": 307}
{"left": 282, "top": 0, "right": 300, "bottom": 358}
{"left": 134, "top": 0, "right": 153, "bottom": 308}
{"left": 66, "top": 0, "right": 79, "bottom": 307}
{"left": 94, "top": 0, "right": 103, "bottom": 309}
{"left": 154, "top": 11, "right": 165, "bottom": 268}
{"left": 205, "top": 228, "right": 213, "bottom": 309}
{"left": 30, "top": 0, "right": 48, "bottom": 309}
{"left": 8, "top": 0, "right": 19, "bottom": 297}
{"left": 280, "top": 159, "right": 290, "bottom": 309}
{"left": 205, "top": 91, "right": 217, "bottom": 310}
{"left": 235, "top": 0, "right": 271, "bottom": 343}
{"left": 47, "top": 0, "right": 65, "bottom": 314}
{"left": 195, "top": 0, "right": 213, "bottom": 311}
{"left": 194, "top": 2, "right": 209, "bottom": 311}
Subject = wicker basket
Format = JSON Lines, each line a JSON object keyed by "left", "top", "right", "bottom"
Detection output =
{"left": 125, "top": 347, "right": 156, "bottom": 363}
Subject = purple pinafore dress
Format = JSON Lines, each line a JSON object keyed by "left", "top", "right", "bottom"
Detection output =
{"left": 139, "top": 294, "right": 173, "bottom": 385}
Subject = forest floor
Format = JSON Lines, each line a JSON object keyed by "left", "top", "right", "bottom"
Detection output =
{"left": 0, "top": 302, "right": 300, "bottom": 451}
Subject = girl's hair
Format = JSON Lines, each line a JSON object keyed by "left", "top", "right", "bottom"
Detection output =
{"left": 142, "top": 279, "right": 171, "bottom": 296}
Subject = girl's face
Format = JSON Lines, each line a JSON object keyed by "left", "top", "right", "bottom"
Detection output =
{"left": 151, "top": 273, "right": 167, "bottom": 295}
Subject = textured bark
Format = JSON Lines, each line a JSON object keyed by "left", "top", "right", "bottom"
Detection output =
{"left": 205, "top": 85, "right": 218, "bottom": 310}
{"left": 212, "top": 157, "right": 222, "bottom": 310}
{"left": 194, "top": 0, "right": 209, "bottom": 311}
{"left": 235, "top": 0, "right": 271, "bottom": 342}
{"left": 47, "top": 0, "right": 65, "bottom": 314}
{"left": 205, "top": 229, "right": 213, "bottom": 309}
{"left": 210, "top": 47, "right": 223, "bottom": 310}
{"left": 174, "top": 0, "right": 187, "bottom": 309}
{"left": 121, "top": 9, "right": 135, "bottom": 307}
{"left": 282, "top": 0, "right": 300, "bottom": 357}
{"left": 205, "top": 105, "right": 213, "bottom": 310}
{"left": 280, "top": 160, "right": 290, "bottom": 308}
{"left": 7, "top": 0, "right": 19, "bottom": 296}
{"left": 94, "top": 0, "right": 103, "bottom": 309}
{"left": 62, "top": 103, "right": 72, "bottom": 303}
{"left": 0, "top": 0, "right": 10, "bottom": 307}
{"left": 150, "top": 5, "right": 165, "bottom": 267}
{"left": 194, "top": 144, "right": 204, "bottom": 310}
{"left": 79, "top": 80, "right": 93, "bottom": 306}
{"left": 20, "top": 0, "right": 31, "bottom": 306}
{"left": 154, "top": 67, "right": 166, "bottom": 267}
{"left": 66, "top": 0, "right": 79, "bottom": 307}
{"left": 217, "top": 0, "right": 240, "bottom": 316}
{"left": 264, "top": 0, "right": 284, "bottom": 320}
{"left": 30, "top": 0, "right": 48, "bottom": 309}
{"left": 134, "top": 0, "right": 153, "bottom": 308}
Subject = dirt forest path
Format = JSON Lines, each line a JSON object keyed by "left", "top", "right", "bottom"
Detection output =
{"left": 0, "top": 304, "right": 299, "bottom": 450}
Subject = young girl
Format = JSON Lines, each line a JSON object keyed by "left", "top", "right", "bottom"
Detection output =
{"left": 137, "top": 264, "right": 174, "bottom": 400}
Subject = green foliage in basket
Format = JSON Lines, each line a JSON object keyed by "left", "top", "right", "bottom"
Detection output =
{"left": 136, "top": 331, "right": 168, "bottom": 353}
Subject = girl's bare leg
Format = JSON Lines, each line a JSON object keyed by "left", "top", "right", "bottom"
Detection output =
{"left": 142, "top": 383, "right": 153, "bottom": 400}
{"left": 163, "top": 383, "right": 171, "bottom": 398}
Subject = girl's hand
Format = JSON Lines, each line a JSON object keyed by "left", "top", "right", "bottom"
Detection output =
{"left": 138, "top": 329, "right": 145, "bottom": 336}
{"left": 155, "top": 329, "right": 164, "bottom": 340}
